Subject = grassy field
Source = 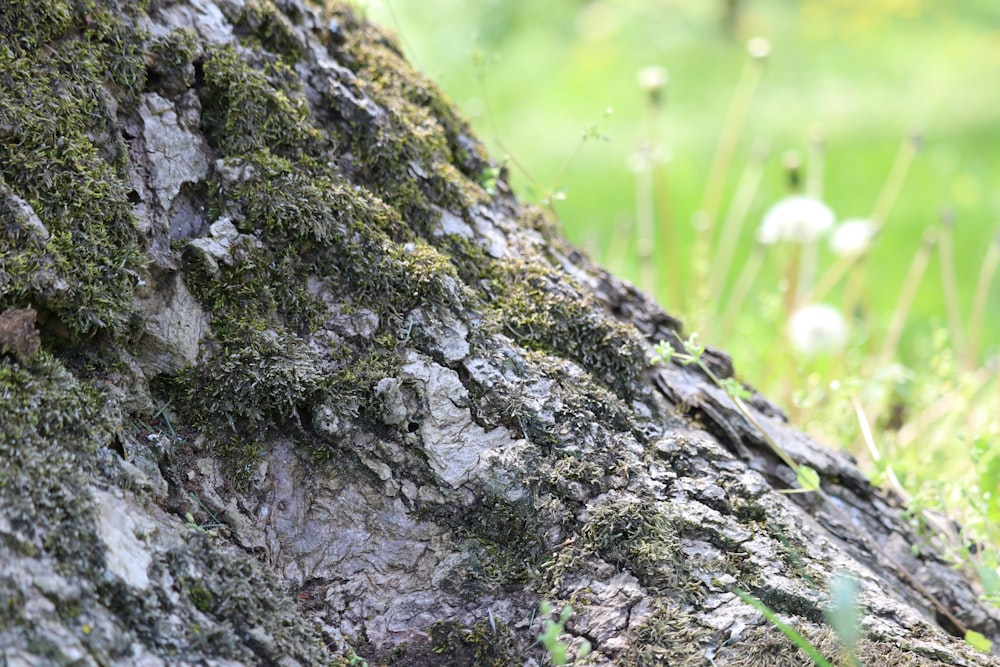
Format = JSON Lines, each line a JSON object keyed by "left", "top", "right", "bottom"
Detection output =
{"left": 363, "top": 0, "right": 1000, "bottom": 583}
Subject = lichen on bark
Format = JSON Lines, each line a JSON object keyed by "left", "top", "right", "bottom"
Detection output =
{"left": 2, "top": 0, "right": 1000, "bottom": 666}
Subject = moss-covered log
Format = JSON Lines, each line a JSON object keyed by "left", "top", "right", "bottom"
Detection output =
{"left": 2, "top": 1, "right": 999, "bottom": 665}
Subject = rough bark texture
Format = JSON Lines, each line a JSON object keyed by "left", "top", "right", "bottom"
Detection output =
{"left": 1, "top": 1, "right": 998, "bottom": 665}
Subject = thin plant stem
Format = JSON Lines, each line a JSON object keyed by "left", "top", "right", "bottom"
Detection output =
{"left": 853, "top": 397, "right": 908, "bottom": 500}
{"left": 784, "top": 243, "right": 802, "bottom": 320}
{"left": 720, "top": 242, "right": 766, "bottom": 339}
{"left": 634, "top": 93, "right": 662, "bottom": 294}
{"left": 810, "top": 133, "right": 917, "bottom": 304}
{"left": 878, "top": 229, "right": 935, "bottom": 367}
{"left": 698, "top": 39, "right": 768, "bottom": 252}
{"left": 635, "top": 160, "right": 656, "bottom": 293}
{"left": 870, "top": 132, "right": 920, "bottom": 229}
{"left": 656, "top": 157, "right": 681, "bottom": 308}
{"left": 708, "top": 142, "right": 769, "bottom": 313}
{"left": 796, "top": 135, "right": 823, "bottom": 307}
{"left": 967, "top": 231, "right": 1000, "bottom": 370}
{"left": 796, "top": 240, "right": 818, "bottom": 309}
{"left": 938, "top": 210, "right": 967, "bottom": 366}
{"left": 805, "top": 127, "right": 825, "bottom": 199}
{"left": 841, "top": 256, "right": 867, "bottom": 333}
{"left": 810, "top": 253, "right": 855, "bottom": 304}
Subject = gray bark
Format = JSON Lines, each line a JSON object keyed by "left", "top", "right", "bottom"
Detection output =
{"left": 1, "top": 1, "right": 998, "bottom": 665}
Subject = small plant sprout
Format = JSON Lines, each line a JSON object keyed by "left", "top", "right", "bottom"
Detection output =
{"left": 479, "top": 163, "right": 503, "bottom": 195}
{"left": 824, "top": 572, "right": 861, "bottom": 666}
{"left": 787, "top": 304, "right": 848, "bottom": 358}
{"left": 346, "top": 649, "right": 368, "bottom": 666}
{"left": 655, "top": 334, "right": 821, "bottom": 493}
{"left": 537, "top": 601, "right": 591, "bottom": 666}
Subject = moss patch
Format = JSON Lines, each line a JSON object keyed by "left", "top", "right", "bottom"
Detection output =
{"left": 200, "top": 44, "right": 320, "bottom": 157}
{"left": 462, "top": 495, "right": 546, "bottom": 590}
{"left": 484, "top": 259, "right": 647, "bottom": 402}
{"left": 0, "top": 352, "right": 117, "bottom": 573}
{"left": 233, "top": 0, "right": 307, "bottom": 63}
{"left": 167, "top": 538, "right": 331, "bottom": 664}
{"left": 619, "top": 599, "right": 703, "bottom": 667}
{"left": 146, "top": 28, "right": 200, "bottom": 96}
{"left": 0, "top": 0, "right": 146, "bottom": 336}
{"left": 429, "top": 619, "right": 519, "bottom": 666}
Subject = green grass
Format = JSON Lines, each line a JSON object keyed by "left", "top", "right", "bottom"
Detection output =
{"left": 362, "top": 0, "right": 1000, "bottom": 606}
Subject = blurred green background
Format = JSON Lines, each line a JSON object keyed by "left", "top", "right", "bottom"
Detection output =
{"left": 364, "top": 0, "right": 1000, "bottom": 375}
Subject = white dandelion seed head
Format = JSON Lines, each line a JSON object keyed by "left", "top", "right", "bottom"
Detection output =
{"left": 757, "top": 195, "right": 835, "bottom": 245}
{"left": 747, "top": 37, "right": 771, "bottom": 60}
{"left": 788, "top": 304, "right": 848, "bottom": 357}
{"left": 829, "top": 218, "right": 874, "bottom": 257}
{"left": 637, "top": 66, "right": 669, "bottom": 93}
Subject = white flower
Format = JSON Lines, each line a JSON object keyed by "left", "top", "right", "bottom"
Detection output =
{"left": 788, "top": 304, "right": 848, "bottom": 357}
{"left": 747, "top": 37, "right": 771, "bottom": 60}
{"left": 757, "top": 195, "right": 835, "bottom": 245}
{"left": 829, "top": 218, "right": 874, "bottom": 257}
{"left": 637, "top": 66, "right": 669, "bottom": 93}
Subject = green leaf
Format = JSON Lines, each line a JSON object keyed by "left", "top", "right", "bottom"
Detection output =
{"left": 977, "top": 564, "right": 1000, "bottom": 598}
{"left": 720, "top": 377, "right": 752, "bottom": 400}
{"left": 653, "top": 341, "right": 674, "bottom": 364}
{"left": 824, "top": 573, "right": 860, "bottom": 651}
{"left": 965, "top": 630, "right": 993, "bottom": 653}
{"left": 797, "top": 465, "right": 821, "bottom": 492}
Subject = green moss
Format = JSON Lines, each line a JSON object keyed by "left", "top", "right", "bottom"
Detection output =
{"left": 156, "top": 329, "right": 325, "bottom": 488}
{"left": 0, "top": 352, "right": 117, "bottom": 574}
{"left": 618, "top": 599, "right": 703, "bottom": 667}
{"left": 579, "top": 496, "right": 682, "bottom": 590}
{"left": 0, "top": 577, "right": 25, "bottom": 630}
{"left": 0, "top": 0, "right": 73, "bottom": 57}
{"left": 234, "top": 0, "right": 306, "bottom": 63}
{"left": 168, "top": 539, "right": 331, "bottom": 663}
{"left": 183, "top": 578, "right": 214, "bottom": 613}
{"left": 462, "top": 495, "right": 545, "bottom": 589}
{"left": 429, "top": 619, "right": 518, "bottom": 666}
{"left": 0, "top": 2, "right": 146, "bottom": 337}
{"left": 318, "top": 8, "right": 492, "bottom": 242}
{"left": 339, "top": 13, "right": 489, "bottom": 182}
{"left": 200, "top": 44, "right": 321, "bottom": 157}
{"left": 484, "top": 259, "right": 647, "bottom": 402}
{"left": 148, "top": 28, "right": 200, "bottom": 94}
{"left": 213, "top": 151, "right": 395, "bottom": 242}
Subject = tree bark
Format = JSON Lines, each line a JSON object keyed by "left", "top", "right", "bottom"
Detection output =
{"left": 1, "top": 1, "right": 998, "bottom": 665}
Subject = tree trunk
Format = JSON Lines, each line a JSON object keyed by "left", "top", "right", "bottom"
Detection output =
{"left": 1, "top": 1, "right": 998, "bottom": 665}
